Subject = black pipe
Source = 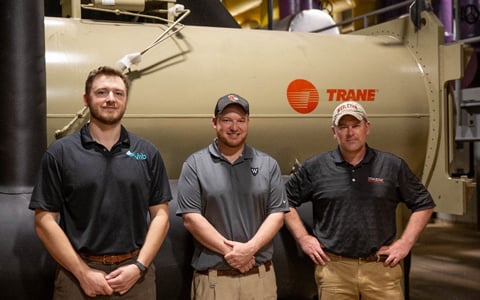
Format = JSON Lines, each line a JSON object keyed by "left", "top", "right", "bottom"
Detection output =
{"left": 0, "top": 0, "right": 46, "bottom": 192}
{"left": 0, "top": 1, "right": 51, "bottom": 299}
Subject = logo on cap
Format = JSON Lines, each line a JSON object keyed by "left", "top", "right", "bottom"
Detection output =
{"left": 336, "top": 102, "right": 361, "bottom": 113}
{"left": 332, "top": 101, "right": 367, "bottom": 126}
{"left": 215, "top": 93, "right": 250, "bottom": 116}
{"left": 228, "top": 94, "right": 239, "bottom": 101}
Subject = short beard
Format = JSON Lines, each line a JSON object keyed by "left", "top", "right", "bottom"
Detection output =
{"left": 88, "top": 107, "right": 125, "bottom": 125}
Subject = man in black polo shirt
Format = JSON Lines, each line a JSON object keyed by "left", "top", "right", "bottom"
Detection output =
{"left": 284, "top": 101, "right": 435, "bottom": 300}
{"left": 29, "top": 66, "right": 172, "bottom": 299}
{"left": 176, "top": 93, "right": 289, "bottom": 300}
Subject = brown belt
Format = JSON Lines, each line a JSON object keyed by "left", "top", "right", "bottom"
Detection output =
{"left": 196, "top": 260, "right": 272, "bottom": 277}
{"left": 326, "top": 252, "right": 388, "bottom": 263}
{"left": 81, "top": 249, "right": 140, "bottom": 265}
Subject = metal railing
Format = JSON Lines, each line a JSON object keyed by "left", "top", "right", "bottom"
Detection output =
{"left": 313, "top": 0, "right": 414, "bottom": 33}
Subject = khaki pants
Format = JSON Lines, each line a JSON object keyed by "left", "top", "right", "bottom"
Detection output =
{"left": 191, "top": 264, "right": 276, "bottom": 300}
{"left": 315, "top": 259, "right": 403, "bottom": 300}
{"left": 53, "top": 259, "right": 156, "bottom": 300}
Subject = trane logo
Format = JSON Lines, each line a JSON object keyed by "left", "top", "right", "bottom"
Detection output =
{"left": 286, "top": 79, "right": 378, "bottom": 114}
{"left": 326, "top": 89, "right": 376, "bottom": 101}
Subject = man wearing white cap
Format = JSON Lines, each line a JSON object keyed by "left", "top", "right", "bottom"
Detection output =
{"left": 284, "top": 101, "right": 435, "bottom": 299}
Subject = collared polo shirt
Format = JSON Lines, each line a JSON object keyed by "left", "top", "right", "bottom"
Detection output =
{"left": 285, "top": 146, "right": 435, "bottom": 258}
{"left": 29, "top": 124, "right": 172, "bottom": 254}
{"left": 176, "top": 139, "right": 289, "bottom": 270}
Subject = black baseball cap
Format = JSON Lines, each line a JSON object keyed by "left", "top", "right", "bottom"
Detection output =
{"left": 214, "top": 93, "right": 250, "bottom": 116}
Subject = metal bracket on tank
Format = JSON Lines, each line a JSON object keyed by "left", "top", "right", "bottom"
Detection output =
{"left": 54, "top": 107, "right": 89, "bottom": 139}
{"left": 409, "top": 0, "right": 432, "bottom": 31}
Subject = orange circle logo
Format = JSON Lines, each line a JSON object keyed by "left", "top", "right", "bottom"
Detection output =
{"left": 287, "top": 79, "right": 319, "bottom": 114}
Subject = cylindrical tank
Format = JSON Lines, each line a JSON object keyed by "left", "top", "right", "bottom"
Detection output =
{"left": 45, "top": 17, "right": 431, "bottom": 179}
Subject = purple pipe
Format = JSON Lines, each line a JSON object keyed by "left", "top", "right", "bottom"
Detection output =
{"left": 433, "top": 0, "right": 454, "bottom": 42}
{"left": 279, "top": 0, "right": 319, "bottom": 19}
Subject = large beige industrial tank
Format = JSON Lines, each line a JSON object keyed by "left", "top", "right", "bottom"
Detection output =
{"left": 45, "top": 11, "right": 468, "bottom": 213}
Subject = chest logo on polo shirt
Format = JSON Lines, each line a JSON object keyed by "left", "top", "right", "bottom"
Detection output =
{"left": 368, "top": 176, "right": 384, "bottom": 183}
{"left": 251, "top": 167, "right": 259, "bottom": 176}
{"left": 126, "top": 150, "right": 147, "bottom": 160}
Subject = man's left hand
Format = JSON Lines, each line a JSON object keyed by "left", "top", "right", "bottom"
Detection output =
{"left": 377, "top": 239, "right": 410, "bottom": 267}
{"left": 105, "top": 264, "right": 142, "bottom": 295}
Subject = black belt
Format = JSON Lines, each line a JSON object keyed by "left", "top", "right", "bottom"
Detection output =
{"left": 326, "top": 252, "right": 388, "bottom": 263}
{"left": 80, "top": 249, "right": 140, "bottom": 265}
{"left": 196, "top": 261, "right": 272, "bottom": 277}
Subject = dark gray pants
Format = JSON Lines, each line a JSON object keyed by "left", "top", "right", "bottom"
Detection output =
{"left": 52, "top": 259, "right": 156, "bottom": 300}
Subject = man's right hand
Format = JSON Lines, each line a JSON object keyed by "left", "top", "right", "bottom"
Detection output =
{"left": 78, "top": 267, "right": 114, "bottom": 297}
{"left": 298, "top": 235, "right": 330, "bottom": 265}
{"left": 235, "top": 256, "right": 256, "bottom": 273}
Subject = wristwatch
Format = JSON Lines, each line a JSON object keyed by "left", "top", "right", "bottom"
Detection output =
{"left": 134, "top": 261, "right": 147, "bottom": 277}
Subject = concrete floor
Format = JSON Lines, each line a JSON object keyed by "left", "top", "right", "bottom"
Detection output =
{"left": 409, "top": 221, "right": 480, "bottom": 300}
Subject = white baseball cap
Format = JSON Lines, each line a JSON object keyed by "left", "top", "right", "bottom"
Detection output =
{"left": 332, "top": 101, "right": 368, "bottom": 126}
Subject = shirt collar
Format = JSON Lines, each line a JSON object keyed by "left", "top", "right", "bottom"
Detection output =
{"left": 209, "top": 138, "right": 253, "bottom": 162}
{"left": 80, "top": 123, "right": 130, "bottom": 150}
{"left": 332, "top": 144, "right": 375, "bottom": 166}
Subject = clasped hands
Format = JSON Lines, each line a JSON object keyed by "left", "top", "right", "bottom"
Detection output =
{"left": 223, "top": 240, "right": 257, "bottom": 273}
{"left": 79, "top": 263, "right": 142, "bottom": 298}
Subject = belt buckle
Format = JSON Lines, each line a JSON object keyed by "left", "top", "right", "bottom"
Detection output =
{"left": 102, "top": 255, "right": 115, "bottom": 265}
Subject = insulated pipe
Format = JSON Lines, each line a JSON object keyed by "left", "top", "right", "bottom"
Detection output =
{"left": 0, "top": 1, "right": 50, "bottom": 300}
{"left": 0, "top": 1, "right": 46, "bottom": 192}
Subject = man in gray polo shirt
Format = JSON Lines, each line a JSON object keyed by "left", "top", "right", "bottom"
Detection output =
{"left": 176, "top": 93, "right": 289, "bottom": 300}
